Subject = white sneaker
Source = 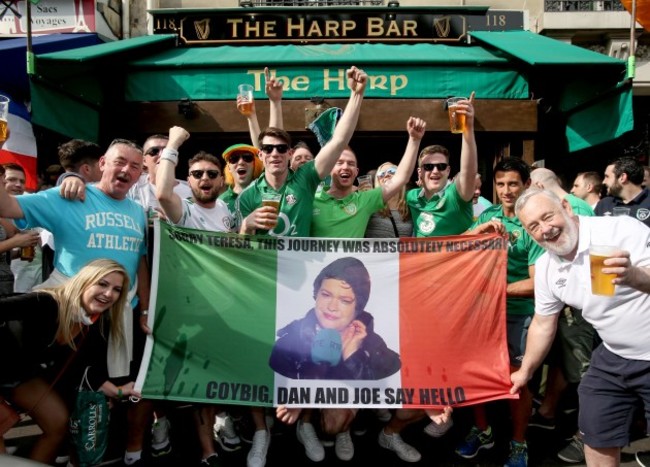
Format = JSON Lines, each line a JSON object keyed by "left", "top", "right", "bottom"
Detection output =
{"left": 296, "top": 420, "right": 325, "bottom": 462}
{"left": 423, "top": 417, "right": 453, "bottom": 438}
{"left": 213, "top": 412, "right": 242, "bottom": 452}
{"left": 247, "top": 429, "right": 270, "bottom": 467}
{"left": 378, "top": 429, "right": 422, "bottom": 463}
{"left": 335, "top": 431, "right": 354, "bottom": 461}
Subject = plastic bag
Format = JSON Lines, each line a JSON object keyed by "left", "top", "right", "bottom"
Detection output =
{"left": 69, "top": 367, "right": 109, "bottom": 467}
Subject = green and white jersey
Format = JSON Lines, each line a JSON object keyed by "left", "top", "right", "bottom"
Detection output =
{"left": 565, "top": 193, "right": 594, "bottom": 217}
{"left": 472, "top": 204, "right": 545, "bottom": 316}
{"left": 407, "top": 183, "right": 473, "bottom": 237}
{"left": 237, "top": 160, "right": 321, "bottom": 237}
{"left": 311, "top": 187, "right": 385, "bottom": 238}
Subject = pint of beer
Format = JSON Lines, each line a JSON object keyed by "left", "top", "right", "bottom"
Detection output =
{"left": 261, "top": 192, "right": 281, "bottom": 229}
{"left": 589, "top": 245, "right": 617, "bottom": 296}
{"left": 20, "top": 245, "right": 35, "bottom": 261}
{"left": 237, "top": 84, "right": 255, "bottom": 117}
{"left": 446, "top": 97, "right": 467, "bottom": 134}
{"left": 0, "top": 95, "right": 9, "bottom": 143}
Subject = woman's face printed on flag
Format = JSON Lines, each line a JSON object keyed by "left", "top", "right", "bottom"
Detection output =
{"left": 314, "top": 278, "right": 357, "bottom": 333}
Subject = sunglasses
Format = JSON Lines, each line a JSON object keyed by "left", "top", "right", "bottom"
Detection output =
{"left": 144, "top": 146, "right": 165, "bottom": 157}
{"left": 229, "top": 153, "right": 255, "bottom": 164}
{"left": 190, "top": 169, "right": 221, "bottom": 180}
{"left": 422, "top": 163, "right": 449, "bottom": 172}
{"left": 261, "top": 144, "right": 290, "bottom": 154}
{"left": 377, "top": 167, "right": 397, "bottom": 178}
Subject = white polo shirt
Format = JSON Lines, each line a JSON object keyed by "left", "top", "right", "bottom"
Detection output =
{"left": 534, "top": 215, "right": 650, "bottom": 360}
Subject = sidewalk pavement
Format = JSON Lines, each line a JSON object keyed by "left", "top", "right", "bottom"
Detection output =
{"left": 5, "top": 399, "right": 649, "bottom": 466}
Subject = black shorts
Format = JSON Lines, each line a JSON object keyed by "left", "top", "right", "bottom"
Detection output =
{"left": 507, "top": 314, "right": 532, "bottom": 367}
{"left": 578, "top": 344, "right": 650, "bottom": 448}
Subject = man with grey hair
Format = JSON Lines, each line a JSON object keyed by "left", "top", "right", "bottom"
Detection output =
{"left": 511, "top": 187, "right": 650, "bottom": 467}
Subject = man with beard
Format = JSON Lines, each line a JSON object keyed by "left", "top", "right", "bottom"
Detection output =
{"left": 595, "top": 156, "right": 650, "bottom": 227}
{"left": 457, "top": 158, "right": 544, "bottom": 467}
{"left": 156, "top": 127, "right": 232, "bottom": 232}
{"left": 407, "top": 93, "right": 477, "bottom": 237}
{"left": 311, "top": 117, "right": 425, "bottom": 238}
{"left": 511, "top": 187, "right": 650, "bottom": 467}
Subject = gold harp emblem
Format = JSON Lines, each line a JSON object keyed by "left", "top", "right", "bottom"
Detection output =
{"left": 434, "top": 16, "right": 451, "bottom": 38}
{"left": 194, "top": 19, "right": 211, "bottom": 40}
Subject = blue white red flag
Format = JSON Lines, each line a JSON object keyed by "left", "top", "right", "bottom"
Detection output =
{"left": 0, "top": 95, "right": 38, "bottom": 191}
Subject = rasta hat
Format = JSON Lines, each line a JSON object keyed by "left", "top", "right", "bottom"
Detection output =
{"left": 313, "top": 257, "right": 371, "bottom": 314}
{"left": 221, "top": 143, "right": 263, "bottom": 186}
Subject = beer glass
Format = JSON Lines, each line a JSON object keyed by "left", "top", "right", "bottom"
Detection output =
{"left": 0, "top": 95, "right": 9, "bottom": 143}
{"left": 237, "top": 84, "right": 255, "bottom": 117}
{"left": 357, "top": 175, "right": 373, "bottom": 191}
{"left": 589, "top": 245, "right": 617, "bottom": 296}
{"left": 261, "top": 192, "right": 281, "bottom": 229}
{"left": 446, "top": 97, "right": 467, "bottom": 134}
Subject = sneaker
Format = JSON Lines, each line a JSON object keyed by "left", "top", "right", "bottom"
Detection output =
{"left": 505, "top": 440, "right": 528, "bottom": 467}
{"left": 247, "top": 429, "right": 270, "bottom": 467}
{"left": 213, "top": 413, "right": 242, "bottom": 452}
{"left": 334, "top": 431, "right": 354, "bottom": 461}
{"left": 424, "top": 417, "right": 453, "bottom": 438}
{"left": 151, "top": 417, "right": 172, "bottom": 457}
{"left": 378, "top": 429, "right": 422, "bottom": 463}
{"left": 557, "top": 435, "right": 585, "bottom": 463}
{"left": 528, "top": 410, "right": 556, "bottom": 430}
{"left": 201, "top": 454, "right": 224, "bottom": 467}
{"left": 636, "top": 450, "right": 650, "bottom": 467}
{"left": 296, "top": 420, "right": 325, "bottom": 462}
{"left": 455, "top": 426, "right": 494, "bottom": 459}
{"left": 374, "top": 408, "right": 392, "bottom": 422}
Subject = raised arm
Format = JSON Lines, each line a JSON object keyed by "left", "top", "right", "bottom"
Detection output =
{"left": 313, "top": 66, "right": 367, "bottom": 179}
{"left": 266, "top": 67, "right": 284, "bottom": 130}
{"left": 155, "top": 126, "right": 190, "bottom": 224}
{"left": 381, "top": 116, "right": 426, "bottom": 202}
{"left": 454, "top": 92, "right": 478, "bottom": 202}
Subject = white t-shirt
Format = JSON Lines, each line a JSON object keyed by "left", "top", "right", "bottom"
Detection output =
{"left": 534, "top": 215, "right": 650, "bottom": 360}
{"left": 128, "top": 175, "right": 192, "bottom": 212}
{"left": 177, "top": 198, "right": 234, "bottom": 233}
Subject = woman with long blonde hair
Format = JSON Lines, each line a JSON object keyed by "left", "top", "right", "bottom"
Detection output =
{"left": 0, "top": 259, "right": 140, "bottom": 464}
{"left": 364, "top": 161, "right": 413, "bottom": 238}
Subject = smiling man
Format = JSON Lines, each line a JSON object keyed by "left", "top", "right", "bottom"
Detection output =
{"left": 237, "top": 66, "right": 368, "bottom": 237}
{"left": 407, "top": 93, "right": 477, "bottom": 237}
{"left": 512, "top": 187, "right": 650, "bottom": 467}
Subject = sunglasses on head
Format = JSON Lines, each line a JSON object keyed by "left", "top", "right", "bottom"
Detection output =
{"left": 377, "top": 167, "right": 397, "bottom": 178}
{"left": 144, "top": 146, "right": 165, "bottom": 157}
{"left": 229, "top": 152, "right": 255, "bottom": 164}
{"left": 422, "top": 163, "right": 449, "bottom": 172}
{"left": 190, "top": 169, "right": 221, "bottom": 180}
{"left": 261, "top": 144, "right": 290, "bottom": 154}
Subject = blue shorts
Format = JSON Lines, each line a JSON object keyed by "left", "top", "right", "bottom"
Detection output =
{"left": 506, "top": 314, "right": 532, "bottom": 367}
{"left": 578, "top": 344, "right": 650, "bottom": 448}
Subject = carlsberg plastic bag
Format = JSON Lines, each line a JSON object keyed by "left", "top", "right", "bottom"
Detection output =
{"left": 69, "top": 368, "right": 109, "bottom": 467}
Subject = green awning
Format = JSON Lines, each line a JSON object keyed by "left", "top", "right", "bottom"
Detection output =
{"left": 471, "top": 30, "right": 631, "bottom": 151}
{"left": 30, "top": 34, "right": 177, "bottom": 141}
{"left": 126, "top": 43, "right": 528, "bottom": 101}
{"left": 470, "top": 30, "right": 624, "bottom": 67}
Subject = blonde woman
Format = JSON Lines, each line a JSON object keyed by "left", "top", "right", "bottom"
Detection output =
{"left": 364, "top": 162, "right": 413, "bottom": 238}
{"left": 0, "top": 259, "right": 140, "bottom": 464}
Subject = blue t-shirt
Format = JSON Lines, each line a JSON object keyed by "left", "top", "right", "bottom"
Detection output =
{"left": 16, "top": 185, "right": 146, "bottom": 283}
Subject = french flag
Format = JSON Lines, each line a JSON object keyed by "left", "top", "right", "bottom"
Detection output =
{"left": 0, "top": 95, "right": 38, "bottom": 191}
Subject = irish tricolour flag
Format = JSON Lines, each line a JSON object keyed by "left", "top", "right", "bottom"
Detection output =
{"left": 136, "top": 221, "right": 514, "bottom": 409}
{"left": 0, "top": 95, "right": 38, "bottom": 191}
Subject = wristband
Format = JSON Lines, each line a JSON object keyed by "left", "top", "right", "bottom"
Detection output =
{"left": 160, "top": 148, "right": 179, "bottom": 166}
{"left": 117, "top": 387, "right": 123, "bottom": 399}
{"left": 141, "top": 310, "right": 149, "bottom": 316}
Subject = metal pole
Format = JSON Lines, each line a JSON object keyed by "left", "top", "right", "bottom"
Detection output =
{"left": 26, "top": 0, "right": 34, "bottom": 75}
{"left": 628, "top": 0, "right": 637, "bottom": 79}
